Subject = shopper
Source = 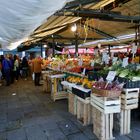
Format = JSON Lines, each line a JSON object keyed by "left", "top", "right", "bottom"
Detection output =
{"left": 21, "top": 56, "right": 29, "bottom": 80}
{"left": 0, "top": 59, "right": 2, "bottom": 86}
{"left": 32, "top": 55, "right": 43, "bottom": 86}
{"left": 2, "top": 54, "right": 12, "bottom": 86}
{"left": 13, "top": 55, "right": 19, "bottom": 81}
{"left": 9, "top": 54, "right": 14, "bottom": 83}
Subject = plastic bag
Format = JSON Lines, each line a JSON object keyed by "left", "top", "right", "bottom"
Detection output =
{"left": 32, "top": 73, "right": 35, "bottom": 81}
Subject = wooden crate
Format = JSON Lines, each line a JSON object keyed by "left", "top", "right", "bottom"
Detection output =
{"left": 68, "top": 93, "right": 78, "bottom": 115}
{"left": 91, "top": 94, "right": 121, "bottom": 114}
{"left": 43, "top": 77, "right": 51, "bottom": 93}
{"left": 51, "top": 77, "right": 67, "bottom": 101}
{"left": 76, "top": 96, "right": 92, "bottom": 126}
{"left": 92, "top": 106, "right": 114, "bottom": 140}
{"left": 121, "top": 88, "right": 139, "bottom": 110}
{"left": 114, "top": 88, "right": 139, "bottom": 135}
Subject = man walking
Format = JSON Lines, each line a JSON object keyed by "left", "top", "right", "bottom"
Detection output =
{"left": 32, "top": 55, "right": 43, "bottom": 86}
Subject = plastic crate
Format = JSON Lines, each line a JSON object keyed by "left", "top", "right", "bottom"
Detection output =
{"left": 118, "top": 77, "right": 140, "bottom": 88}
{"left": 72, "top": 87, "right": 91, "bottom": 99}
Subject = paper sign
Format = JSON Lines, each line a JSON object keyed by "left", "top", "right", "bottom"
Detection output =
{"left": 106, "top": 71, "right": 116, "bottom": 82}
{"left": 82, "top": 68, "right": 86, "bottom": 75}
{"left": 132, "top": 43, "right": 137, "bottom": 54}
{"left": 102, "top": 52, "right": 109, "bottom": 64}
{"left": 122, "top": 57, "right": 128, "bottom": 68}
{"left": 113, "top": 57, "right": 118, "bottom": 64}
{"left": 78, "top": 59, "right": 83, "bottom": 66}
{"left": 91, "top": 61, "right": 94, "bottom": 67}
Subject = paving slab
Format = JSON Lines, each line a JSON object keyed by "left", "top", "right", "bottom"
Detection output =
{"left": 67, "top": 132, "right": 89, "bottom": 140}
{"left": 25, "top": 125, "right": 48, "bottom": 140}
{"left": 57, "top": 120, "right": 80, "bottom": 136}
{"left": 7, "top": 128, "right": 27, "bottom": 140}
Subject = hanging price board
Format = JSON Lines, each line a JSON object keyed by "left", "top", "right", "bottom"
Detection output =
{"left": 106, "top": 71, "right": 116, "bottom": 82}
{"left": 122, "top": 57, "right": 128, "bottom": 68}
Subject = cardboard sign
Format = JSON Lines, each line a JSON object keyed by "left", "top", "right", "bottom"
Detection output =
{"left": 122, "top": 57, "right": 128, "bottom": 67}
{"left": 106, "top": 71, "right": 116, "bottom": 82}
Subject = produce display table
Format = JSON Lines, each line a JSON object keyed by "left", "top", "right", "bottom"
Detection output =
{"left": 48, "top": 74, "right": 67, "bottom": 101}
{"left": 61, "top": 81, "right": 92, "bottom": 125}
{"left": 91, "top": 94, "right": 121, "bottom": 140}
{"left": 114, "top": 88, "right": 139, "bottom": 135}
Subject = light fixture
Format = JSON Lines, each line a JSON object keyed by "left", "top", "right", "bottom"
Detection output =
{"left": 71, "top": 24, "right": 77, "bottom": 32}
{"left": 43, "top": 44, "right": 47, "bottom": 48}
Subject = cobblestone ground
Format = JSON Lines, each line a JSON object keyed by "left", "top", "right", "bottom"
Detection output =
{"left": 0, "top": 79, "right": 140, "bottom": 140}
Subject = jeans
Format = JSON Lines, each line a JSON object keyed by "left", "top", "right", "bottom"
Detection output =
{"left": 22, "top": 67, "right": 28, "bottom": 78}
{"left": 34, "top": 72, "right": 41, "bottom": 86}
{"left": 4, "top": 69, "right": 11, "bottom": 86}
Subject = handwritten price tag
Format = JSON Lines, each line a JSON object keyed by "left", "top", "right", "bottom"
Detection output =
{"left": 122, "top": 57, "right": 128, "bottom": 68}
{"left": 106, "top": 71, "right": 116, "bottom": 82}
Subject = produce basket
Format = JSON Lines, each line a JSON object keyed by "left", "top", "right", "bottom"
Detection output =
{"left": 92, "top": 87, "right": 121, "bottom": 97}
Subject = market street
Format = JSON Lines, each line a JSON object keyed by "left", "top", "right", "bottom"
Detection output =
{"left": 0, "top": 79, "right": 140, "bottom": 140}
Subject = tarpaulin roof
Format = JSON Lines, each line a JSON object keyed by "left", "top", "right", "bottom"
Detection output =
{"left": 0, "top": 0, "right": 67, "bottom": 50}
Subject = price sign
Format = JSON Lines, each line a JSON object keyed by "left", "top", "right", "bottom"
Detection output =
{"left": 91, "top": 61, "right": 94, "bottom": 67}
{"left": 106, "top": 71, "right": 116, "bottom": 82}
{"left": 102, "top": 52, "right": 109, "bottom": 64}
{"left": 82, "top": 68, "right": 86, "bottom": 75}
{"left": 132, "top": 43, "right": 137, "bottom": 54}
{"left": 122, "top": 57, "right": 128, "bottom": 68}
{"left": 78, "top": 59, "right": 83, "bottom": 66}
{"left": 112, "top": 57, "right": 118, "bottom": 64}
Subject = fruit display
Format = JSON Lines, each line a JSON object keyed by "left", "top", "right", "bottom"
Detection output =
{"left": 66, "top": 76, "right": 94, "bottom": 89}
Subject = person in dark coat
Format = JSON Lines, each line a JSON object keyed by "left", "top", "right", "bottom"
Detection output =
{"left": 2, "top": 54, "right": 12, "bottom": 86}
{"left": 21, "top": 56, "right": 28, "bottom": 80}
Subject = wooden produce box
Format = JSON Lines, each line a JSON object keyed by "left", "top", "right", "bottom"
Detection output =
{"left": 76, "top": 96, "right": 92, "bottom": 126}
{"left": 91, "top": 94, "right": 121, "bottom": 140}
{"left": 50, "top": 74, "right": 68, "bottom": 101}
{"left": 92, "top": 106, "right": 114, "bottom": 140}
{"left": 121, "top": 88, "right": 139, "bottom": 110}
{"left": 91, "top": 94, "right": 121, "bottom": 114}
{"left": 114, "top": 88, "right": 140, "bottom": 135}
{"left": 68, "top": 93, "right": 78, "bottom": 115}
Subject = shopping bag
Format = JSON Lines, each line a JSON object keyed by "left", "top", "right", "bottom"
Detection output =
{"left": 32, "top": 73, "right": 35, "bottom": 80}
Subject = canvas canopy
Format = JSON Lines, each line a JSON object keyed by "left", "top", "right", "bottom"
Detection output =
{"left": 0, "top": 0, "right": 67, "bottom": 50}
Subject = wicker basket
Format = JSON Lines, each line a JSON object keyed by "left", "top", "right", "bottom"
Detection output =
{"left": 92, "top": 87, "right": 121, "bottom": 97}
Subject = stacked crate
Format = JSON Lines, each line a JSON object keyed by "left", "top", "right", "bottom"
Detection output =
{"left": 76, "top": 96, "right": 92, "bottom": 126}
{"left": 91, "top": 94, "right": 121, "bottom": 140}
{"left": 117, "top": 88, "right": 139, "bottom": 135}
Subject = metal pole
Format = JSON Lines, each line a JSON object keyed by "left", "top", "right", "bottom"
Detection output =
{"left": 75, "top": 31, "right": 78, "bottom": 57}
{"left": 52, "top": 37, "right": 55, "bottom": 57}
{"left": 40, "top": 44, "right": 43, "bottom": 57}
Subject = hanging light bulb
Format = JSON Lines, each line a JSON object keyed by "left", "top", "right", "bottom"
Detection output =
{"left": 71, "top": 24, "right": 77, "bottom": 32}
{"left": 43, "top": 44, "right": 47, "bottom": 48}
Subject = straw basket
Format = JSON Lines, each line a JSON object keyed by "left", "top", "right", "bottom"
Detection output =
{"left": 92, "top": 88, "right": 121, "bottom": 97}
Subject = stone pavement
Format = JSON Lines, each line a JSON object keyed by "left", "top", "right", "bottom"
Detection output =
{"left": 0, "top": 79, "right": 140, "bottom": 140}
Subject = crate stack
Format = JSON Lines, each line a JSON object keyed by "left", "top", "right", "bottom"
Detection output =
{"left": 76, "top": 96, "right": 92, "bottom": 126}
{"left": 42, "top": 71, "right": 52, "bottom": 93}
{"left": 68, "top": 93, "right": 78, "bottom": 115}
{"left": 119, "top": 88, "right": 139, "bottom": 135}
{"left": 90, "top": 94, "right": 121, "bottom": 140}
